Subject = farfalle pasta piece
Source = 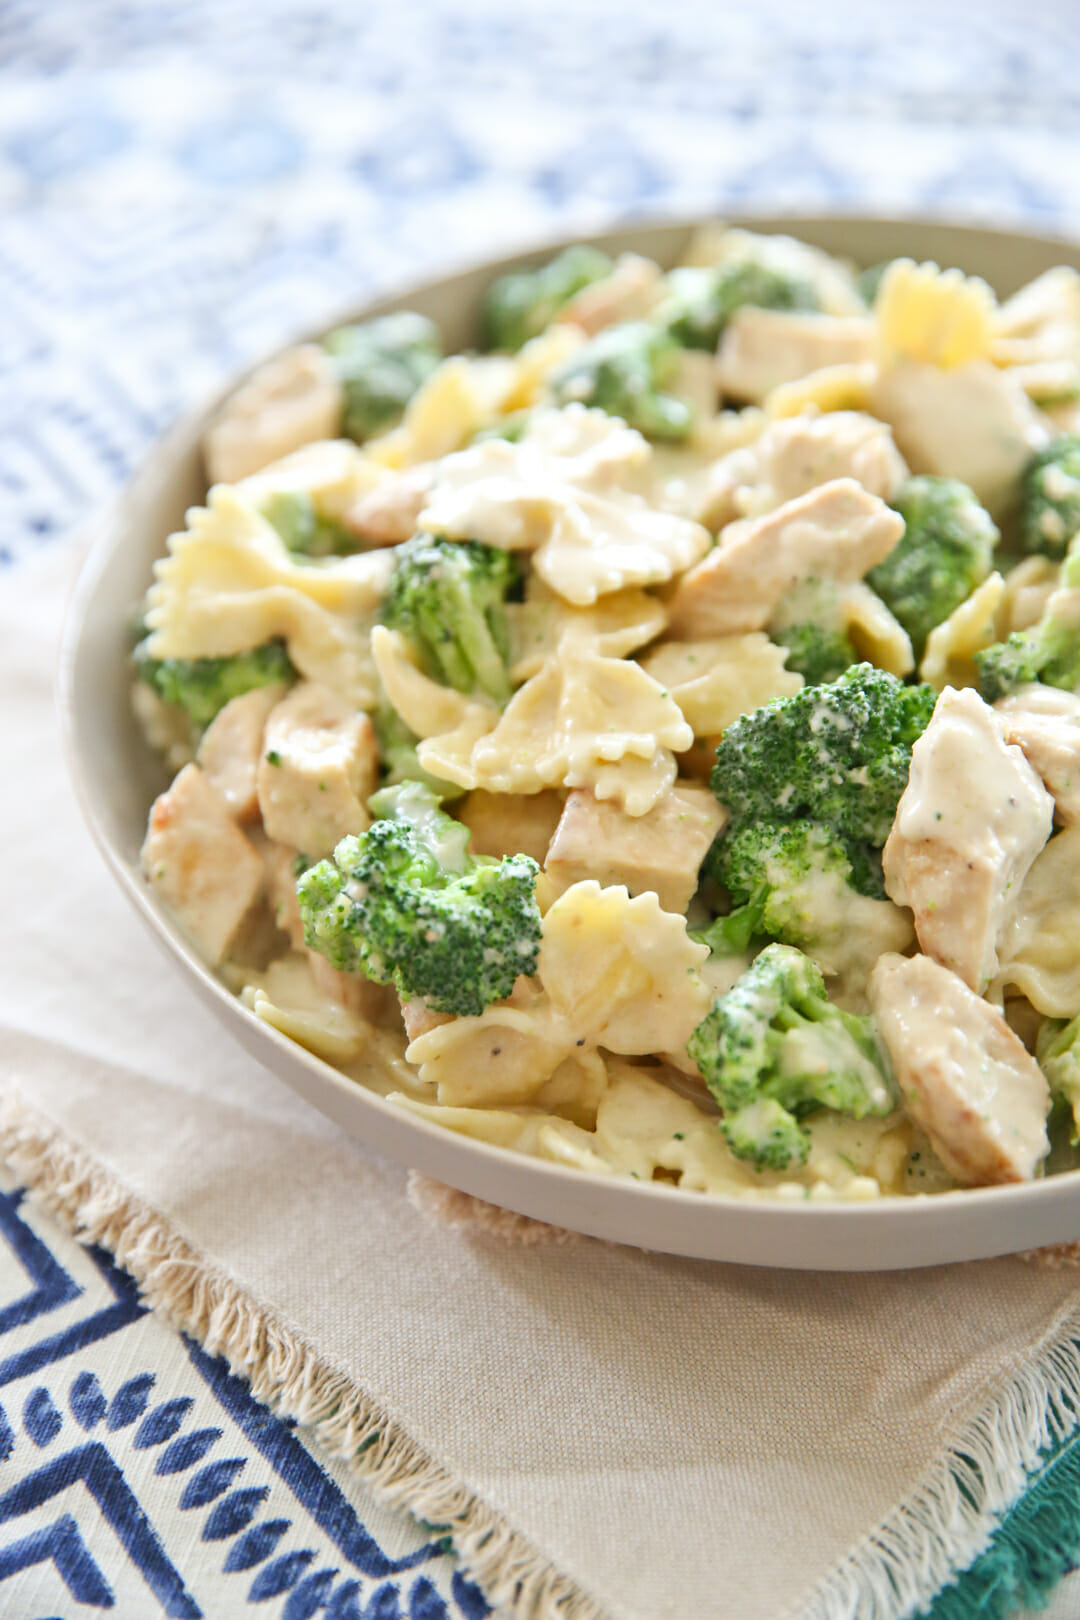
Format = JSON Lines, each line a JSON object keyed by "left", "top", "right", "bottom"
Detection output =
{"left": 498, "top": 325, "right": 589, "bottom": 411}
{"left": 876, "top": 259, "right": 997, "bottom": 372}
{"left": 539, "top": 881, "right": 711, "bottom": 1052}
{"left": 994, "top": 826, "right": 1080, "bottom": 1017}
{"left": 842, "top": 582, "right": 915, "bottom": 678}
{"left": 204, "top": 343, "right": 345, "bottom": 485}
{"left": 404, "top": 881, "right": 710, "bottom": 1108}
{"left": 406, "top": 998, "right": 581, "bottom": 1109}
{"left": 919, "top": 572, "right": 1006, "bottom": 691}
{"left": 590, "top": 1065, "right": 757, "bottom": 1192}
{"left": 992, "top": 267, "right": 1080, "bottom": 404}
{"left": 418, "top": 628, "right": 692, "bottom": 815}
{"left": 144, "top": 487, "right": 394, "bottom": 707}
{"left": 764, "top": 363, "right": 877, "bottom": 420}
{"left": 236, "top": 436, "right": 386, "bottom": 520}
{"left": 240, "top": 955, "right": 372, "bottom": 1064}
{"left": 364, "top": 355, "right": 518, "bottom": 470}
{"left": 641, "top": 634, "right": 802, "bottom": 736}
{"left": 506, "top": 577, "right": 667, "bottom": 681}
{"left": 418, "top": 405, "right": 710, "bottom": 607}
{"left": 1001, "top": 556, "right": 1060, "bottom": 635}
{"left": 390, "top": 1092, "right": 612, "bottom": 1170}
{"left": 370, "top": 625, "right": 496, "bottom": 742}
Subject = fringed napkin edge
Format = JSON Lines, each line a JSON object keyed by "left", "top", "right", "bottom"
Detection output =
{"left": 7, "top": 1082, "right": 1080, "bottom": 1620}
{"left": 0, "top": 1088, "right": 609, "bottom": 1620}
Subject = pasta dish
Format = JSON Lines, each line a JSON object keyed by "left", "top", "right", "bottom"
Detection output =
{"left": 132, "top": 225, "right": 1080, "bottom": 1203}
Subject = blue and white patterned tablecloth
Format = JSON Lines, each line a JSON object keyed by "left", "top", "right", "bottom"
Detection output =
{"left": 3, "top": 3, "right": 1080, "bottom": 1616}
{"left": 0, "top": 1167, "right": 489, "bottom": 1618}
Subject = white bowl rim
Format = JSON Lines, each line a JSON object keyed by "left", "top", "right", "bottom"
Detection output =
{"left": 59, "top": 210, "right": 1080, "bottom": 1271}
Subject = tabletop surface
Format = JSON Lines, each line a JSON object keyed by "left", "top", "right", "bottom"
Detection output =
{"left": 4, "top": 2, "right": 1080, "bottom": 1616}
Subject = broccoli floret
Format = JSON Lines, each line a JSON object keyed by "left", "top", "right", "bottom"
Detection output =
{"left": 259, "top": 490, "right": 355, "bottom": 557}
{"left": 323, "top": 312, "right": 441, "bottom": 443}
{"left": 297, "top": 781, "right": 541, "bottom": 1016}
{"left": 975, "top": 530, "right": 1080, "bottom": 701}
{"left": 661, "top": 262, "right": 819, "bottom": 352}
{"left": 381, "top": 534, "right": 520, "bottom": 705}
{"left": 550, "top": 321, "right": 693, "bottom": 441}
{"left": 1038, "top": 1016, "right": 1080, "bottom": 1143}
{"left": 974, "top": 634, "right": 1046, "bottom": 702}
{"left": 775, "top": 622, "right": 858, "bottom": 686}
{"left": 1020, "top": 436, "right": 1080, "bottom": 559}
{"left": 481, "top": 244, "right": 613, "bottom": 353}
{"left": 697, "top": 821, "right": 858, "bottom": 958}
{"left": 867, "top": 476, "right": 998, "bottom": 658}
{"left": 710, "top": 664, "right": 936, "bottom": 895}
{"left": 372, "top": 704, "right": 465, "bottom": 801}
{"left": 687, "top": 944, "right": 895, "bottom": 1170}
{"left": 134, "top": 638, "right": 294, "bottom": 732}
{"left": 769, "top": 577, "right": 857, "bottom": 685}
{"left": 721, "top": 1098, "right": 809, "bottom": 1172}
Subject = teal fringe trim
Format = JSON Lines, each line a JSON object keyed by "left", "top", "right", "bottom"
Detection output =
{"left": 921, "top": 1420, "right": 1080, "bottom": 1620}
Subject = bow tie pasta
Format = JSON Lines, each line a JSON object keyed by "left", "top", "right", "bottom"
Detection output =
{"left": 134, "top": 224, "right": 1080, "bottom": 1205}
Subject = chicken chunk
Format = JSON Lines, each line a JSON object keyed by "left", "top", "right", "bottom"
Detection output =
{"left": 344, "top": 461, "right": 434, "bottom": 547}
{"left": 883, "top": 687, "right": 1054, "bottom": 993}
{"left": 716, "top": 309, "right": 874, "bottom": 405}
{"left": 545, "top": 786, "right": 727, "bottom": 914}
{"left": 400, "top": 997, "right": 453, "bottom": 1043}
{"left": 871, "top": 361, "right": 1047, "bottom": 520}
{"left": 204, "top": 344, "right": 344, "bottom": 486}
{"left": 870, "top": 952, "right": 1050, "bottom": 1186}
{"left": 142, "top": 764, "right": 265, "bottom": 966}
{"left": 668, "top": 478, "right": 903, "bottom": 639}
{"left": 996, "top": 685, "right": 1080, "bottom": 826}
{"left": 256, "top": 682, "right": 378, "bottom": 858}
{"left": 456, "top": 789, "right": 564, "bottom": 865}
{"left": 557, "top": 253, "right": 663, "bottom": 335}
{"left": 307, "top": 951, "right": 396, "bottom": 1023}
{"left": 196, "top": 685, "right": 287, "bottom": 821}
{"left": 699, "top": 410, "right": 908, "bottom": 530}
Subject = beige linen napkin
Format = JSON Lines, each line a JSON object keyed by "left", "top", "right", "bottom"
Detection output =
{"left": 6, "top": 544, "right": 1080, "bottom": 1620}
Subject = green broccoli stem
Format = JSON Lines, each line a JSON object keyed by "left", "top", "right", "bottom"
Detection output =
{"left": 381, "top": 534, "right": 519, "bottom": 706}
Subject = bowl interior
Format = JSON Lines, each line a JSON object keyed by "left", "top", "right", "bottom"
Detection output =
{"left": 62, "top": 214, "right": 1080, "bottom": 1269}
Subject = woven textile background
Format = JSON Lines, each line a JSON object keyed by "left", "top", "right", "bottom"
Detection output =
{"left": 3, "top": 2, "right": 1080, "bottom": 1616}
{"left": 3, "top": 0, "right": 1080, "bottom": 566}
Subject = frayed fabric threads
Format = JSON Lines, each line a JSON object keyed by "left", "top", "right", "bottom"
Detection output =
{"left": 8, "top": 1085, "right": 1080, "bottom": 1620}
{"left": 0, "top": 1093, "right": 608, "bottom": 1620}
{"left": 791, "top": 1324, "right": 1080, "bottom": 1620}
{"left": 1019, "top": 1243, "right": 1080, "bottom": 1270}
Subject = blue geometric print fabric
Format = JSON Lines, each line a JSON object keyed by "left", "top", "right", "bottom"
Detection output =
{"left": 0, "top": 1172, "right": 484, "bottom": 1618}
{"left": 2, "top": 0, "right": 1080, "bottom": 566}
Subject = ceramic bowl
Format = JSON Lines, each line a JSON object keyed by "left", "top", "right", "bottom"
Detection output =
{"left": 61, "top": 214, "right": 1080, "bottom": 1269}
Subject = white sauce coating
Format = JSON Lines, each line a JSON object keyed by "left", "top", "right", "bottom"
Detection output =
{"left": 870, "top": 953, "right": 1050, "bottom": 1186}
{"left": 883, "top": 686, "right": 1053, "bottom": 992}
{"left": 132, "top": 234, "right": 1080, "bottom": 1204}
